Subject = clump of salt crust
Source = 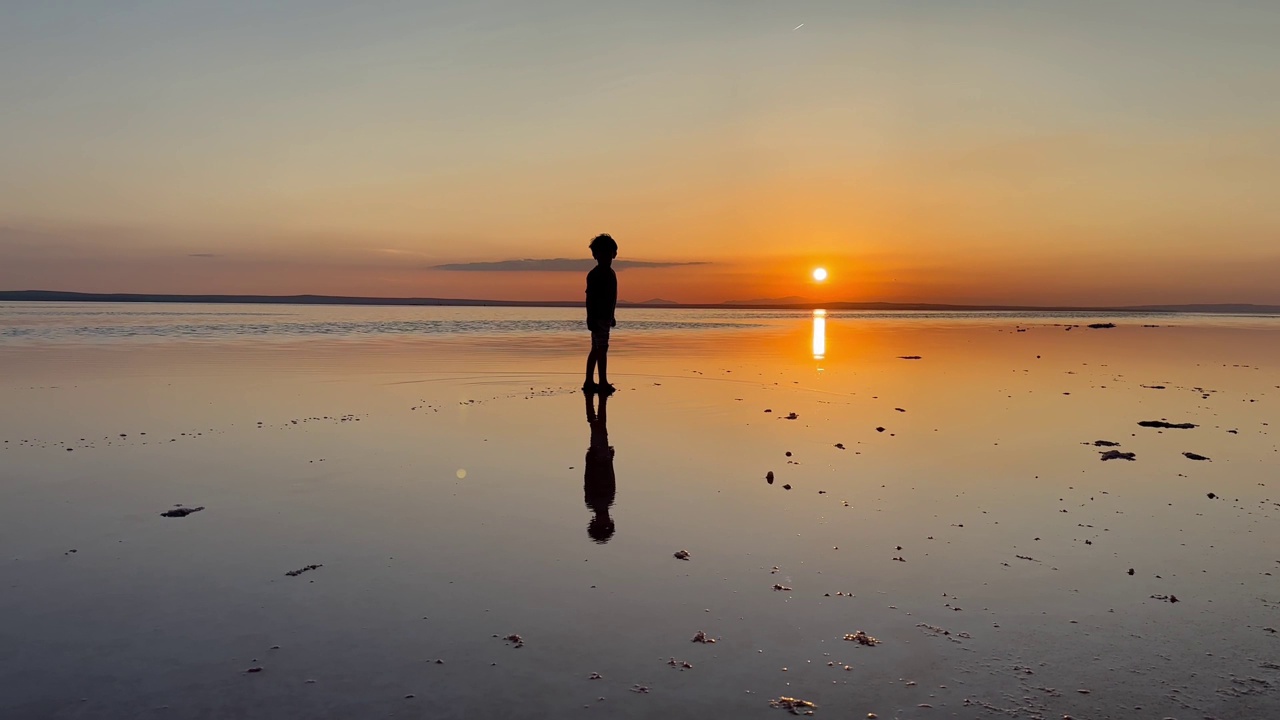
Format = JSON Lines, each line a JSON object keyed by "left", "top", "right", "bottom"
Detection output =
{"left": 844, "top": 631, "right": 880, "bottom": 646}
{"left": 770, "top": 696, "right": 818, "bottom": 714}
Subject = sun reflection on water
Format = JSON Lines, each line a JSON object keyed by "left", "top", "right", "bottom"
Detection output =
{"left": 812, "top": 309, "right": 826, "bottom": 360}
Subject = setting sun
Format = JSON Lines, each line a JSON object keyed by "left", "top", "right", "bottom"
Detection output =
{"left": 812, "top": 268, "right": 828, "bottom": 282}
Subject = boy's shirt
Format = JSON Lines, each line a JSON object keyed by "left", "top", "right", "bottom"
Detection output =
{"left": 585, "top": 265, "right": 617, "bottom": 327}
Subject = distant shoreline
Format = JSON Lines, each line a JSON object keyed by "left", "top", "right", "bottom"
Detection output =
{"left": 1, "top": 290, "right": 1278, "bottom": 315}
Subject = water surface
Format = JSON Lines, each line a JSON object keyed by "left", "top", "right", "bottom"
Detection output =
{"left": 2, "top": 303, "right": 1278, "bottom": 719}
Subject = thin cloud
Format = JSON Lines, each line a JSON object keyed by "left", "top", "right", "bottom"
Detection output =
{"left": 432, "top": 258, "right": 709, "bottom": 272}
{"left": 188, "top": 253, "right": 220, "bottom": 258}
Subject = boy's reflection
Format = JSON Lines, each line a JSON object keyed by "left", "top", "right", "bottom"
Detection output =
{"left": 583, "top": 390, "right": 616, "bottom": 544}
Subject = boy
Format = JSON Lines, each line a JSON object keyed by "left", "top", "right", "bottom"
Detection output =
{"left": 584, "top": 233, "right": 618, "bottom": 393}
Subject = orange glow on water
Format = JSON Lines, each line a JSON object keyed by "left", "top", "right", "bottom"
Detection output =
{"left": 812, "top": 309, "right": 826, "bottom": 359}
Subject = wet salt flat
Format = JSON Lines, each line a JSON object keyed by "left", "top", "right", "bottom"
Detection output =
{"left": 1, "top": 303, "right": 1278, "bottom": 719}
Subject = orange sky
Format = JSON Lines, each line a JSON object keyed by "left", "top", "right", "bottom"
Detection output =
{"left": 2, "top": 2, "right": 1278, "bottom": 305}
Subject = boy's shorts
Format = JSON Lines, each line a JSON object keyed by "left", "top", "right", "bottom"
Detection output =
{"left": 590, "top": 323, "right": 610, "bottom": 352}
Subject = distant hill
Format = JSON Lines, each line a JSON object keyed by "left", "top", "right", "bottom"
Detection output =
{"left": 819, "top": 301, "right": 1280, "bottom": 314}
{"left": 1121, "top": 303, "right": 1280, "bottom": 314}
{"left": 0, "top": 290, "right": 579, "bottom": 308}
{"left": 723, "top": 296, "right": 810, "bottom": 305}
{"left": 2, "top": 290, "right": 1278, "bottom": 315}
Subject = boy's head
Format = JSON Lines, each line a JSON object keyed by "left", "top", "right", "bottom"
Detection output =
{"left": 588, "top": 514, "right": 615, "bottom": 544}
{"left": 590, "top": 233, "right": 618, "bottom": 264}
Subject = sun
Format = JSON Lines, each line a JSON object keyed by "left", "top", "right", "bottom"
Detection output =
{"left": 812, "top": 267, "right": 828, "bottom": 282}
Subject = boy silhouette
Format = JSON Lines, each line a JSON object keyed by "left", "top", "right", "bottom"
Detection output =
{"left": 584, "top": 233, "right": 618, "bottom": 393}
{"left": 583, "top": 390, "right": 616, "bottom": 544}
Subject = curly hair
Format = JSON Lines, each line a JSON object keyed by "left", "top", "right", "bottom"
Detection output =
{"left": 589, "top": 233, "right": 618, "bottom": 254}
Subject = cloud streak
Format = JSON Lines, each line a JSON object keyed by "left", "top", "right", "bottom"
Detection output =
{"left": 432, "top": 258, "right": 710, "bottom": 272}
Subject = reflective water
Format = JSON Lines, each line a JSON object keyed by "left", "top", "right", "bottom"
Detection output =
{"left": 1, "top": 303, "right": 1278, "bottom": 719}
{"left": 0, "top": 303, "right": 765, "bottom": 344}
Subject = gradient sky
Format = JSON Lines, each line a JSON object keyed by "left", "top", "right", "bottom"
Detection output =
{"left": 2, "top": 1, "right": 1277, "bottom": 304}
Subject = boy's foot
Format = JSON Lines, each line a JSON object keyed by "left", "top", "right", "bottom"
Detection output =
{"left": 598, "top": 383, "right": 616, "bottom": 396}
{"left": 582, "top": 381, "right": 597, "bottom": 393}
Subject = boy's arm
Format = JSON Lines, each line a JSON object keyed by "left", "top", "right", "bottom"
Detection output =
{"left": 586, "top": 271, "right": 599, "bottom": 326}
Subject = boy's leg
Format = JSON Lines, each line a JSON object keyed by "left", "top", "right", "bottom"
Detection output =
{"left": 595, "top": 327, "right": 612, "bottom": 390}
{"left": 585, "top": 324, "right": 602, "bottom": 388}
{"left": 584, "top": 348, "right": 597, "bottom": 388}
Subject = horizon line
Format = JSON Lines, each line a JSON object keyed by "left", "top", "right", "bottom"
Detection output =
{"left": 3, "top": 290, "right": 1279, "bottom": 314}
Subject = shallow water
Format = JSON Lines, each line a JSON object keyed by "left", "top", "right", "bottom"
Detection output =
{"left": 1, "top": 303, "right": 1278, "bottom": 719}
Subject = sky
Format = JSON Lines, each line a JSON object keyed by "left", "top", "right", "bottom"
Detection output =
{"left": 2, "top": 0, "right": 1278, "bottom": 305}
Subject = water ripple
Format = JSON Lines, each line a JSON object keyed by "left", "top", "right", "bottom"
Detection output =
{"left": 0, "top": 316, "right": 758, "bottom": 345}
